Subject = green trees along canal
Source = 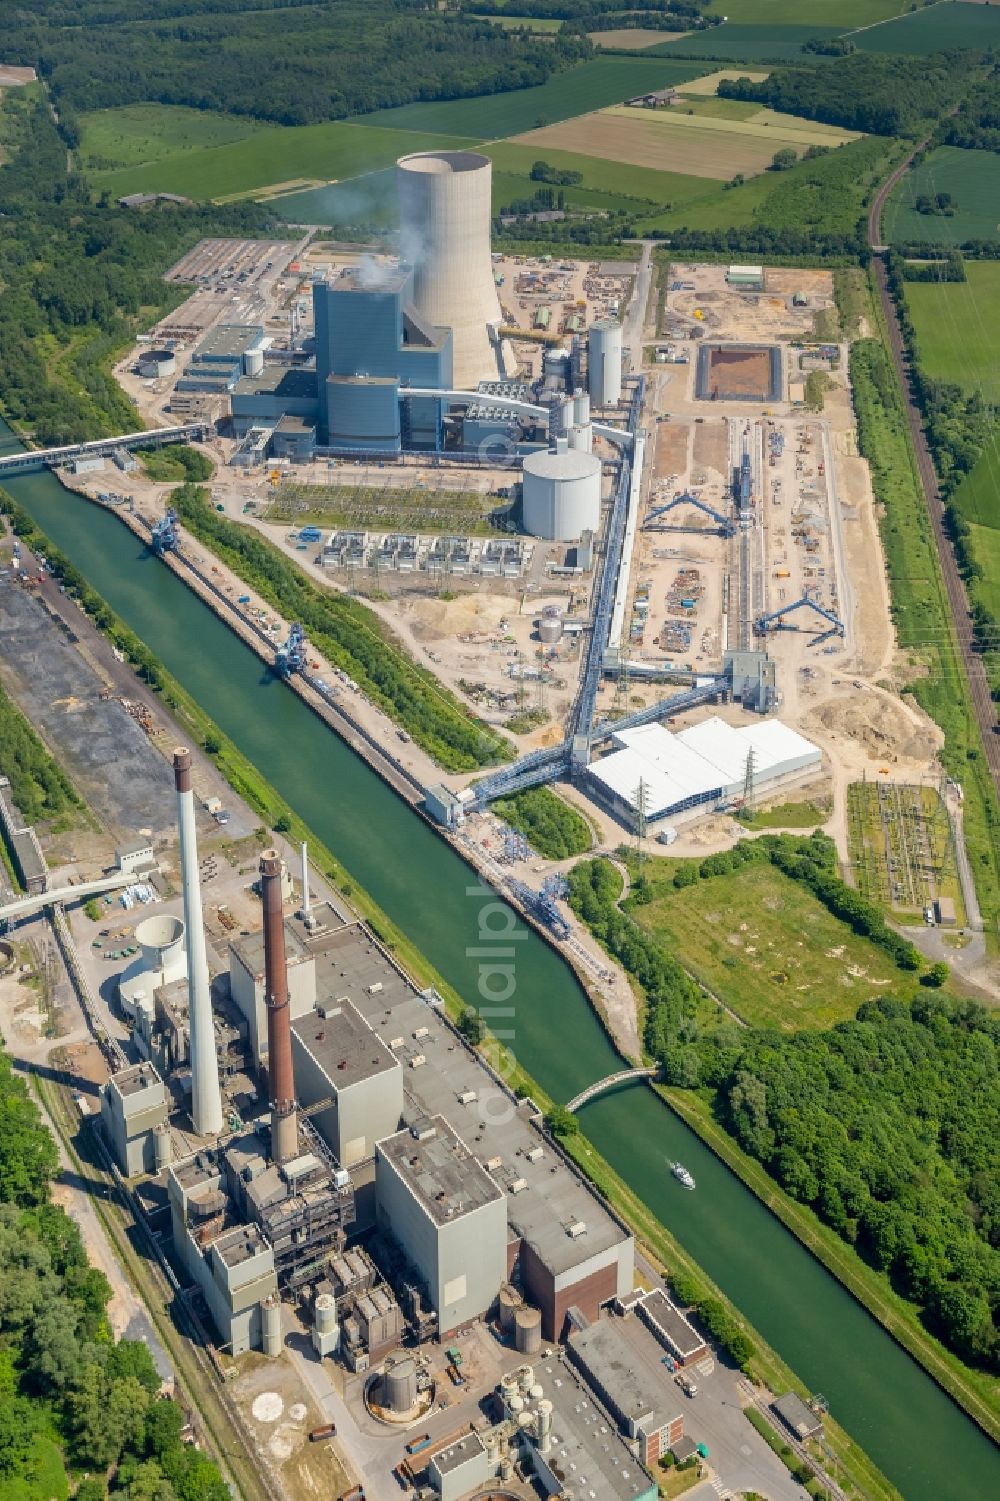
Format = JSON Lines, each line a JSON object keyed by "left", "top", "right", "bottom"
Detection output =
{"left": 2, "top": 424, "right": 998, "bottom": 1501}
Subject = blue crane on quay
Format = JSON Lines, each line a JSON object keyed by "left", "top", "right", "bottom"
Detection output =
{"left": 275, "top": 623, "right": 308, "bottom": 678}
{"left": 150, "top": 508, "right": 180, "bottom": 555}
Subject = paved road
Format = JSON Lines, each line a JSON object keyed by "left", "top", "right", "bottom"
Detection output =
{"left": 623, "top": 240, "right": 654, "bottom": 371}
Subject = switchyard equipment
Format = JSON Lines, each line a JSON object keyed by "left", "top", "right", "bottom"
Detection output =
{"left": 151, "top": 508, "right": 180, "bottom": 555}
{"left": 754, "top": 594, "right": 844, "bottom": 646}
{"left": 275, "top": 622, "right": 307, "bottom": 678}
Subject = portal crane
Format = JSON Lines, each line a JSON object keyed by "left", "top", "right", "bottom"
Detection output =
{"left": 275, "top": 622, "right": 307, "bottom": 678}
{"left": 150, "top": 508, "right": 180, "bottom": 555}
{"left": 644, "top": 491, "right": 735, "bottom": 537}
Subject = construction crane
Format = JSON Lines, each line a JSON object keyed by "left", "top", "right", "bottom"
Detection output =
{"left": 150, "top": 508, "right": 180, "bottom": 555}
{"left": 275, "top": 622, "right": 307, "bottom": 678}
{"left": 644, "top": 492, "right": 735, "bottom": 538}
{"left": 754, "top": 595, "right": 844, "bottom": 645}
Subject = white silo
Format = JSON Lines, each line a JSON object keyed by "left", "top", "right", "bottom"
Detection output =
{"left": 573, "top": 389, "right": 590, "bottom": 426}
{"left": 397, "top": 151, "right": 503, "bottom": 387}
{"left": 522, "top": 449, "right": 602, "bottom": 541}
{"left": 588, "top": 320, "right": 623, "bottom": 407}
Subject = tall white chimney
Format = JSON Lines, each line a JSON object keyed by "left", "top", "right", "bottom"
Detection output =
{"left": 397, "top": 150, "right": 504, "bottom": 388}
{"left": 299, "top": 840, "right": 311, "bottom": 918}
{"left": 173, "top": 748, "right": 223, "bottom": 1136}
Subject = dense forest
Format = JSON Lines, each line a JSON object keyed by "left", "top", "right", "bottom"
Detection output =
{"left": 6, "top": 0, "right": 591, "bottom": 127}
{"left": 568, "top": 840, "right": 1000, "bottom": 1372}
{"left": 941, "top": 71, "right": 1000, "bottom": 153}
{"left": 0, "top": 87, "right": 275, "bottom": 445}
{"left": 0, "top": 1047, "right": 232, "bottom": 1501}
{"left": 170, "top": 485, "right": 513, "bottom": 771}
{"left": 0, "top": 679, "right": 82, "bottom": 827}
{"left": 718, "top": 52, "right": 978, "bottom": 137}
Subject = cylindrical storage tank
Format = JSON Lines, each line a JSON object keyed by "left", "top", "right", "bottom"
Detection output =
{"left": 517, "top": 1412, "right": 534, "bottom": 1436}
{"left": 499, "top": 1457, "right": 514, "bottom": 1483}
{"left": 500, "top": 1371, "right": 519, "bottom": 1400}
{"left": 588, "top": 319, "right": 623, "bottom": 407}
{"left": 567, "top": 423, "right": 593, "bottom": 454}
{"left": 136, "top": 914, "right": 186, "bottom": 976}
{"left": 397, "top": 151, "right": 503, "bottom": 387}
{"left": 515, "top": 1306, "right": 543, "bottom": 1355}
{"left": 573, "top": 389, "right": 590, "bottom": 426}
{"left": 262, "top": 1295, "right": 282, "bottom": 1357}
{"left": 314, "top": 1294, "right": 337, "bottom": 1335}
{"left": 153, "top": 1124, "right": 173, "bottom": 1171}
{"left": 243, "top": 347, "right": 265, "bottom": 378}
{"left": 384, "top": 1355, "right": 418, "bottom": 1414}
{"left": 499, "top": 1283, "right": 522, "bottom": 1335}
{"left": 517, "top": 1362, "right": 534, "bottom": 1394}
{"left": 529, "top": 1384, "right": 544, "bottom": 1402}
{"left": 538, "top": 616, "right": 563, "bottom": 645}
{"left": 537, "top": 1398, "right": 553, "bottom": 1453}
{"left": 137, "top": 349, "right": 176, "bottom": 379}
{"left": 522, "top": 449, "right": 602, "bottom": 542}
{"left": 508, "top": 1394, "right": 524, "bottom": 1415}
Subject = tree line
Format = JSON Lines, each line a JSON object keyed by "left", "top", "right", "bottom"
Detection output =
{"left": 0, "top": 1047, "right": 232, "bottom": 1501}
{"left": 8, "top": 0, "right": 591, "bottom": 126}
{"left": 718, "top": 51, "right": 978, "bottom": 137}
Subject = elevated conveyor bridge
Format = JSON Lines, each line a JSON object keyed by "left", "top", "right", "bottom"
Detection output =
{"left": 0, "top": 425, "right": 207, "bottom": 478}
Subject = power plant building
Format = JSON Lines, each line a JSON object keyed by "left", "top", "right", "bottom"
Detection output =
{"left": 100, "top": 1062, "right": 168, "bottom": 1178}
{"left": 290, "top": 999, "right": 403, "bottom": 1167}
{"left": 589, "top": 717, "right": 821, "bottom": 826}
{"left": 567, "top": 1316, "right": 685, "bottom": 1466}
{"left": 377, "top": 1115, "right": 507, "bottom": 1334}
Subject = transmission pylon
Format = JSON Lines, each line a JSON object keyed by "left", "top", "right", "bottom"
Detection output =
{"left": 632, "top": 777, "right": 650, "bottom": 871}
{"left": 742, "top": 748, "right": 757, "bottom": 810}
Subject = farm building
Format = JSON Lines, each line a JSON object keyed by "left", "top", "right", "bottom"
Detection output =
{"left": 726, "top": 264, "right": 766, "bottom": 291}
{"left": 587, "top": 716, "right": 821, "bottom": 826}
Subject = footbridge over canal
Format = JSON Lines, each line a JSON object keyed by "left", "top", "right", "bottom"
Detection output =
{"left": 566, "top": 1065, "right": 660, "bottom": 1113}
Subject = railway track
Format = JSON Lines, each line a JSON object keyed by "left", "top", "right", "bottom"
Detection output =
{"left": 868, "top": 152, "right": 1000, "bottom": 793}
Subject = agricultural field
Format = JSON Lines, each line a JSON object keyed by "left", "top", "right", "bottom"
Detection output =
{"left": 79, "top": 104, "right": 264, "bottom": 171}
{"left": 587, "top": 29, "right": 682, "bottom": 50}
{"left": 513, "top": 104, "right": 858, "bottom": 182}
{"left": 851, "top": 2, "right": 1000, "bottom": 53}
{"left": 905, "top": 263, "right": 1000, "bottom": 402}
{"left": 847, "top": 781, "right": 966, "bottom": 924}
{"left": 648, "top": 25, "right": 846, "bottom": 62}
{"left": 970, "top": 522, "right": 1000, "bottom": 616}
{"left": 486, "top": 140, "right": 718, "bottom": 207}
{"left": 676, "top": 67, "right": 769, "bottom": 95}
{"left": 883, "top": 147, "right": 1000, "bottom": 246}
{"left": 471, "top": 14, "right": 563, "bottom": 30}
{"left": 951, "top": 435, "right": 1000, "bottom": 530}
{"left": 82, "top": 119, "right": 479, "bottom": 202}
{"left": 632, "top": 861, "right": 906, "bottom": 1031}
{"left": 350, "top": 57, "right": 709, "bottom": 138}
{"left": 703, "top": 0, "right": 909, "bottom": 22}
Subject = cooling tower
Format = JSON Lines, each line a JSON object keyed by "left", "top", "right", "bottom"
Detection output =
{"left": 397, "top": 151, "right": 503, "bottom": 387}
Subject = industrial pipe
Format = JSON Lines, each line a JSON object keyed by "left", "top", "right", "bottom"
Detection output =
{"left": 173, "top": 748, "right": 223, "bottom": 1136}
{"left": 260, "top": 849, "right": 298, "bottom": 1163}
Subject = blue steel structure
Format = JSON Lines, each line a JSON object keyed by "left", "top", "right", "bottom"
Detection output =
{"left": 150, "top": 508, "right": 180, "bottom": 555}
{"left": 754, "top": 595, "right": 844, "bottom": 645}
{"left": 644, "top": 491, "right": 734, "bottom": 537}
{"left": 275, "top": 623, "right": 308, "bottom": 678}
{"left": 0, "top": 424, "right": 207, "bottom": 479}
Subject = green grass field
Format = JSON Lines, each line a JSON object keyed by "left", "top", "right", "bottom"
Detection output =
{"left": 884, "top": 147, "right": 1000, "bottom": 246}
{"left": 79, "top": 104, "right": 263, "bottom": 170}
{"left": 471, "top": 13, "right": 562, "bottom": 29}
{"left": 648, "top": 24, "right": 845, "bottom": 61}
{"left": 348, "top": 57, "right": 710, "bottom": 137}
{"left": 851, "top": 2, "right": 1000, "bottom": 52}
{"left": 970, "top": 521, "right": 1000, "bottom": 615}
{"left": 951, "top": 435, "right": 1000, "bottom": 531}
{"left": 704, "top": 0, "right": 908, "bottom": 22}
{"left": 633, "top": 862, "right": 906, "bottom": 1030}
{"left": 84, "top": 119, "right": 479, "bottom": 201}
{"left": 905, "top": 263, "right": 1000, "bottom": 401}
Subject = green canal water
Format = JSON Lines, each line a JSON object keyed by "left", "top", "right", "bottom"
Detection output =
{"left": 2, "top": 422, "right": 997, "bottom": 1500}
